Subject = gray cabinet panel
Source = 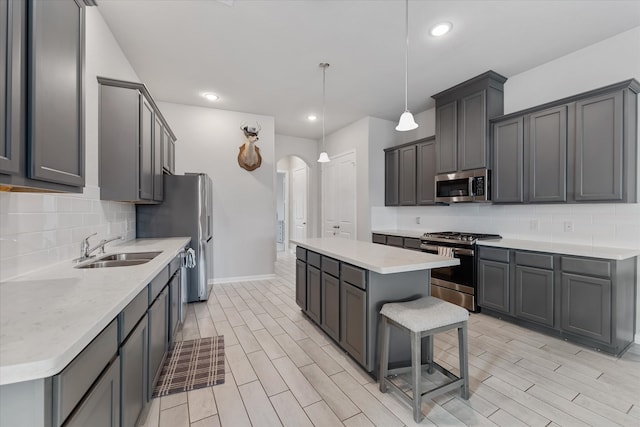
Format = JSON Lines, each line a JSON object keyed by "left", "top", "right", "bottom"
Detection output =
{"left": 399, "top": 145, "right": 416, "bottom": 205}
{"left": 162, "top": 128, "right": 175, "bottom": 174}
{"left": 139, "top": 96, "right": 154, "bottom": 200}
{"left": 64, "top": 357, "right": 120, "bottom": 427}
{"left": 121, "top": 314, "right": 148, "bottom": 427}
{"left": 340, "top": 282, "right": 367, "bottom": 367}
{"left": 153, "top": 116, "right": 163, "bottom": 201}
{"left": 416, "top": 139, "right": 436, "bottom": 205}
{"left": 295, "top": 259, "right": 306, "bottom": 309}
{"left": 478, "top": 259, "right": 510, "bottom": 313}
{"left": 492, "top": 117, "right": 524, "bottom": 203}
{"left": 0, "top": 0, "right": 23, "bottom": 175}
{"left": 436, "top": 101, "right": 457, "bottom": 173}
{"left": 562, "top": 256, "right": 611, "bottom": 278}
{"left": 575, "top": 91, "right": 623, "bottom": 201}
{"left": 321, "top": 256, "right": 339, "bottom": 277}
{"left": 528, "top": 106, "right": 567, "bottom": 202}
{"left": 341, "top": 264, "right": 366, "bottom": 290}
{"left": 120, "top": 288, "right": 148, "bottom": 341}
{"left": 384, "top": 150, "right": 399, "bottom": 206}
{"left": 169, "top": 271, "right": 180, "bottom": 344}
{"left": 561, "top": 273, "right": 611, "bottom": 344}
{"left": 371, "top": 233, "right": 386, "bottom": 244}
{"left": 515, "top": 266, "right": 554, "bottom": 327}
{"left": 321, "top": 273, "right": 340, "bottom": 342}
{"left": 148, "top": 287, "right": 168, "bottom": 399}
{"left": 29, "top": 0, "right": 84, "bottom": 187}
{"left": 307, "top": 265, "right": 321, "bottom": 323}
{"left": 458, "top": 90, "right": 487, "bottom": 170}
{"left": 386, "top": 235, "right": 403, "bottom": 247}
{"left": 403, "top": 237, "right": 421, "bottom": 250}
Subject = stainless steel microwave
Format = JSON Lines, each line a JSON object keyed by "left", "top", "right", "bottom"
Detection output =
{"left": 435, "top": 168, "right": 490, "bottom": 203}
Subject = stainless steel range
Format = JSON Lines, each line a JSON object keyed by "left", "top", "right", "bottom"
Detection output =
{"left": 420, "top": 231, "right": 501, "bottom": 311}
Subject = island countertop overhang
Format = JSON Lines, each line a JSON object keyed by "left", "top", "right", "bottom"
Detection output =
{"left": 291, "top": 237, "right": 459, "bottom": 274}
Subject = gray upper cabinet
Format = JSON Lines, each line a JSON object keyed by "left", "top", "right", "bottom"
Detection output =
{"left": 398, "top": 145, "right": 416, "bottom": 205}
{"left": 527, "top": 106, "right": 567, "bottom": 203}
{"left": 162, "top": 127, "right": 175, "bottom": 174}
{"left": 98, "top": 77, "right": 177, "bottom": 203}
{"left": 1, "top": 0, "right": 85, "bottom": 192}
{"left": 492, "top": 117, "right": 524, "bottom": 203}
{"left": 416, "top": 137, "right": 436, "bottom": 205}
{"left": 435, "top": 101, "right": 457, "bottom": 173}
{"left": 491, "top": 79, "right": 638, "bottom": 205}
{"left": 384, "top": 150, "right": 399, "bottom": 206}
{"left": 433, "top": 71, "right": 507, "bottom": 174}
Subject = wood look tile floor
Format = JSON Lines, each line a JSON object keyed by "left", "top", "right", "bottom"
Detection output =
{"left": 141, "top": 252, "right": 640, "bottom": 427}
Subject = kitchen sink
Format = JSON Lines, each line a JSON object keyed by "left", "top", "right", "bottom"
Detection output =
{"left": 75, "top": 251, "right": 162, "bottom": 269}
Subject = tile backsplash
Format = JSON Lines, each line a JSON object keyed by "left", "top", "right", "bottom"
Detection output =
{"left": 0, "top": 186, "right": 135, "bottom": 281}
{"left": 372, "top": 203, "right": 640, "bottom": 250}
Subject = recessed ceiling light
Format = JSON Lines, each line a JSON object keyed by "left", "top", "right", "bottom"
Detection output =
{"left": 430, "top": 22, "right": 452, "bottom": 37}
{"left": 307, "top": 115, "right": 318, "bottom": 121}
{"left": 202, "top": 93, "right": 219, "bottom": 101}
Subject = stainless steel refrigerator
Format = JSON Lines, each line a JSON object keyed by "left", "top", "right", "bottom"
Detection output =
{"left": 136, "top": 173, "right": 213, "bottom": 302}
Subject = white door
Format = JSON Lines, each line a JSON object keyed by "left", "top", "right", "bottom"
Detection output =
{"left": 322, "top": 151, "right": 356, "bottom": 239}
{"left": 292, "top": 166, "right": 308, "bottom": 239}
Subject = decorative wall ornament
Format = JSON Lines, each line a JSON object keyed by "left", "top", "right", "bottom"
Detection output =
{"left": 238, "top": 122, "right": 262, "bottom": 171}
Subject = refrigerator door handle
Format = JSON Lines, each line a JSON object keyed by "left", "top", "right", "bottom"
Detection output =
{"left": 206, "top": 236, "right": 212, "bottom": 243}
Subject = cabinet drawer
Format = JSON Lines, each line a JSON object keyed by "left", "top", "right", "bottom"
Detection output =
{"left": 120, "top": 287, "right": 148, "bottom": 341}
{"left": 322, "top": 257, "right": 340, "bottom": 277}
{"left": 296, "top": 246, "right": 307, "bottom": 261}
{"left": 168, "top": 254, "right": 180, "bottom": 278}
{"left": 562, "top": 257, "right": 611, "bottom": 278}
{"left": 372, "top": 234, "right": 387, "bottom": 244}
{"left": 52, "top": 319, "right": 118, "bottom": 426}
{"left": 387, "top": 235, "right": 403, "bottom": 247}
{"left": 307, "top": 251, "right": 321, "bottom": 268}
{"left": 479, "top": 247, "right": 509, "bottom": 263}
{"left": 404, "top": 237, "right": 421, "bottom": 250}
{"left": 516, "top": 251, "right": 553, "bottom": 270}
{"left": 341, "top": 264, "right": 366, "bottom": 290}
{"left": 149, "top": 265, "right": 169, "bottom": 303}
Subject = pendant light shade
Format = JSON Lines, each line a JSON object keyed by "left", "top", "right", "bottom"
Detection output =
{"left": 317, "top": 63, "right": 331, "bottom": 163}
{"left": 396, "top": 0, "right": 418, "bottom": 132}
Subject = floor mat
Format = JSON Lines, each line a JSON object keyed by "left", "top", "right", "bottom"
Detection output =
{"left": 152, "top": 336, "right": 225, "bottom": 397}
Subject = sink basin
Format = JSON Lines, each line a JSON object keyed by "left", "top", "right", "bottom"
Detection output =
{"left": 75, "top": 251, "right": 162, "bottom": 269}
{"left": 98, "top": 251, "right": 162, "bottom": 261}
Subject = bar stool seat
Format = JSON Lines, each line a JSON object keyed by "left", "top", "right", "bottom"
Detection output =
{"left": 379, "top": 296, "right": 469, "bottom": 423}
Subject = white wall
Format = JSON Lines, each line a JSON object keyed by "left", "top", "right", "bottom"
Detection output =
{"left": 158, "top": 102, "right": 276, "bottom": 282}
{"left": 0, "top": 8, "right": 140, "bottom": 281}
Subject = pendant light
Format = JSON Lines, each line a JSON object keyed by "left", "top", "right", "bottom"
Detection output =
{"left": 396, "top": 0, "right": 418, "bottom": 131}
{"left": 317, "top": 63, "right": 331, "bottom": 163}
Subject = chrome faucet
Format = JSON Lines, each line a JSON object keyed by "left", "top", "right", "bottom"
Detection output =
{"left": 77, "top": 233, "right": 124, "bottom": 262}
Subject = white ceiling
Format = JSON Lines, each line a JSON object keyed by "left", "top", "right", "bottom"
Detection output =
{"left": 96, "top": 0, "right": 640, "bottom": 140}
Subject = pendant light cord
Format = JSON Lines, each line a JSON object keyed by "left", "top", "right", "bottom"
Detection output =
{"left": 322, "top": 64, "right": 326, "bottom": 148}
{"left": 404, "top": 0, "right": 409, "bottom": 112}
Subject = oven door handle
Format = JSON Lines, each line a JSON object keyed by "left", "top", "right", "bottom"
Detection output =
{"left": 420, "top": 244, "right": 474, "bottom": 257}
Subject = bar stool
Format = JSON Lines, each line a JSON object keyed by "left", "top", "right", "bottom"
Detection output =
{"left": 378, "top": 296, "right": 469, "bottom": 423}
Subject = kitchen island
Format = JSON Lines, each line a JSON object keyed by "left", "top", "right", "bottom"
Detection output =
{"left": 292, "top": 237, "right": 459, "bottom": 374}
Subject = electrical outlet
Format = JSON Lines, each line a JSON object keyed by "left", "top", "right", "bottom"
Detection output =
{"left": 563, "top": 221, "right": 574, "bottom": 232}
{"left": 530, "top": 219, "right": 539, "bottom": 232}
{"left": 415, "top": 216, "right": 421, "bottom": 224}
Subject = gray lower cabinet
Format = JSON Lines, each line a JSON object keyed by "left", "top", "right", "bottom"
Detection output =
{"left": 477, "top": 247, "right": 510, "bottom": 314}
{"left": 371, "top": 233, "right": 386, "bottom": 244}
{"left": 561, "top": 272, "right": 611, "bottom": 344}
{"left": 295, "top": 259, "right": 307, "bottom": 310}
{"left": 1, "top": 0, "right": 86, "bottom": 192}
{"left": 515, "top": 266, "right": 554, "bottom": 327}
{"left": 148, "top": 287, "right": 168, "bottom": 399}
{"left": 64, "top": 357, "right": 121, "bottom": 427}
{"left": 416, "top": 137, "right": 436, "bottom": 205}
{"left": 492, "top": 116, "right": 524, "bottom": 203}
{"left": 340, "top": 280, "right": 367, "bottom": 367}
{"left": 386, "top": 235, "right": 403, "bottom": 247}
{"left": 169, "top": 271, "right": 181, "bottom": 345}
{"left": 320, "top": 259, "right": 340, "bottom": 342}
{"left": 121, "top": 314, "right": 148, "bottom": 427}
{"left": 398, "top": 145, "right": 416, "bottom": 205}
{"left": 306, "top": 264, "right": 321, "bottom": 324}
{"left": 384, "top": 150, "right": 399, "bottom": 206}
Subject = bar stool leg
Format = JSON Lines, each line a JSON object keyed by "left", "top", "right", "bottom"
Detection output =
{"left": 458, "top": 322, "right": 469, "bottom": 399}
{"left": 411, "top": 331, "right": 422, "bottom": 423}
{"left": 426, "top": 335, "right": 434, "bottom": 374}
{"left": 379, "top": 315, "right": 390, "bottom": 393}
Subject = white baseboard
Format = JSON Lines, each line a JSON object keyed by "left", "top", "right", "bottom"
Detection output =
{"left": 635, "top": 333, "right": 640, "bottom": 344}
{"left": 211, "top": 274, "right": 277, "bottom": 285}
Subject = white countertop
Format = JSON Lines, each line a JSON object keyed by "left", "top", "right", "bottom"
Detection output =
{"left": 477, "top": 239, "right": 640, "bottom": 260}
{"left": 372, "top": 230, "right": 639, "bottom": 260}
{"left": 0, "top": 237, "right": 190, "bottom": 386}
{"left": 291, "top": 237, "right": 459, "bottom": 274}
